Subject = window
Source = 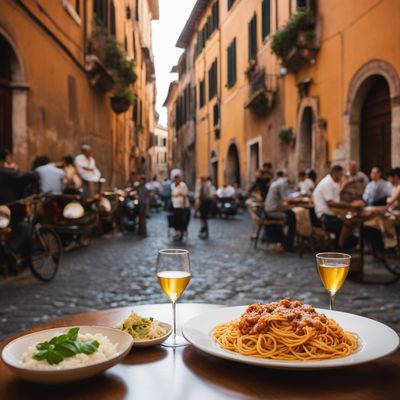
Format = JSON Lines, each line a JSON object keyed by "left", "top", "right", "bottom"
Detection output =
{"left": 212, "top": 1, "right": 219, "bottom": 31}
{"left": 297, "top": 0, "right": 307, "bottom": 9}
{"left": 227, "top": 0, "right": 236, "bottom": 10}
{"left": 213, "top": 103, "right": 220, "bottom": 127}
{"left": 208, "top": 59, "right": 218, "bottom": 100}
{"left": 135, "top": 0, "right": 139, "bottom": 21}
{"left": 248, "top": 14, "right": 257, "bottom": 61}
{"left": 199, "top": 80, "right": 205, "bottom": 108}
{"left": 262, "top": 0, "right": 271, "bottom": 39}
{"left": 93, "top": 0, "right": 115, "bottom": 34}
{"left": 227, "top": 38, "right": 236, "bottom": 87}
{"left": 67, "top": 75, "right": 77, "bottom": 122}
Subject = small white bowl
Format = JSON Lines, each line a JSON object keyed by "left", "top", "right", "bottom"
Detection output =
{"left": 1, "top": 326, "right": 133, "bottom": 384}
{"left": 131, "top": 322, "right": 172, "bottom": 348}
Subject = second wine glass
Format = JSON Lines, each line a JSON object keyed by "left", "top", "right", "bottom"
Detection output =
{"left": 316, "top": 252, "right": 351, "bottom": 310}
{"left": 156, "top": 249, "right": 191, "bottom": 347}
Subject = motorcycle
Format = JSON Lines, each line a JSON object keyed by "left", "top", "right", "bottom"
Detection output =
{"left": 118, "top": 188, "right": 139, "bottom": 233}
{"left": 0, "top": 196, "right": 62, "bottom": 281}
{"left": 216, "top": 196, "right": 237, "bottom": 218}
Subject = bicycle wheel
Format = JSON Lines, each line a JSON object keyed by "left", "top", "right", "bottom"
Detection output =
{"left": 29, "top": 226, "right": 62, "bottom": 282}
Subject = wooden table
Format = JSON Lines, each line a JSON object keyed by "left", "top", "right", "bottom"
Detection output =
{"left": 1, "top": 303, "right": 400, "bottom": 400}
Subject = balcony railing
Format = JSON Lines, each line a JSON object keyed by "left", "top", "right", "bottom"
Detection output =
{"left": 245, "top": 68, "right": 278, "bottom": 116}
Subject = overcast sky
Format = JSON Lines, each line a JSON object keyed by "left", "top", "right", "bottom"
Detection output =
{"left": 152, "top": 0, "right": 197, "bottom": 127}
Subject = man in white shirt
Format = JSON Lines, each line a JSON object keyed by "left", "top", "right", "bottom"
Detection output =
{"left": 298, "top": 171, "right": 315, "bottom": 195}
{"left": 216, "top": 183, "right": 235, "bottom": 198}
{"left": 171, "top": 174, "right": 190, "bottom": 241}
{"left": 34, "top": 156, "right": 64, "bottom": 195}
{"left": 75, "top": 144, "right": 101, "bottom": 197}
{"left": 313, "top": 165, "right": 358, "bottom": 248}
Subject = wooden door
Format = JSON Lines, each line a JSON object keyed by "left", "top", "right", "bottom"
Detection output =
{"left": 360, "top": 77, "right": 391, "bottom": 174}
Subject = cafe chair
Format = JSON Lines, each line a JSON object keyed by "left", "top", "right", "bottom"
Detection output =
{"left": 247, "top": 204, "right": 284, "bottom": 249}
{"left": 292, "top": 207, "right": 332, "bottom": 257}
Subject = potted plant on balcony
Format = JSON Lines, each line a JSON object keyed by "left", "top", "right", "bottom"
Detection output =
{"left": 111, "top": 87, "right": 135, "bottom": 114}
{"left": 271, "top": 10, "right": 318, "bottom": 72}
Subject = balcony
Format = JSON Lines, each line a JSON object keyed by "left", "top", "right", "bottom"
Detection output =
{"left": 271, "top": 10, "right": 319, "bottom": 73}
{"left": 244, "top": 67, "right": 277, "bottom": 116}
{"left": 85, "top": 54, "right": 115, "bottom": 92}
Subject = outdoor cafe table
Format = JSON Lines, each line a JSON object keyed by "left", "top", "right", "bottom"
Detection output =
{"left": 1, "top": 303, "right": 400, "bottom": 400}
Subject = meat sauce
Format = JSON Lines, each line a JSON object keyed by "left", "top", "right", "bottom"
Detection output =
{"left": 237, "top": 298, "right": 328, "bottom": 335}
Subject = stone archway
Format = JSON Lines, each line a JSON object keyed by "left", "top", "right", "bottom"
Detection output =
{"left": 295, "top": 97, "right": 327, "bottom": 179}
{"left": 225, "top": 143, "right": 241, "bottom": 187}
{"left": 0, "top": 27, "right": 28, "bottom": 166}
{"left": 344, "top": 59, "right": 400, "bottom": 168}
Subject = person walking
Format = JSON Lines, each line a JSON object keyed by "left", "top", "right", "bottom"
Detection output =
{"left": 171, "top": 173, "right": 190, "bottom": 241}
{"left": 198, "top": 176, "right": 214, "bottom": 239}
{"left": 136, "top": 175, "right": 150, "bottom": 236}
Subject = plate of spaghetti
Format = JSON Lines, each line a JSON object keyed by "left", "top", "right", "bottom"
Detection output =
{"left": 182, "top": 299, "right": 399, "bottom": 369}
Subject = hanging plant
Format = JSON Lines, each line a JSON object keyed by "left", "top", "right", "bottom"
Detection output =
{"left": 278, "top": 127, "right": 295, "bottom": 146}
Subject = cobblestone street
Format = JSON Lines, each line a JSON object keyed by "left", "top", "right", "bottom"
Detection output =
{"left": 1, "top": 212, "right": 399, "bottom": 340}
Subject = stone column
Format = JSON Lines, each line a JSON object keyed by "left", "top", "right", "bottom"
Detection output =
{"left": 392, "top": 96, "right": 400, "bottom": 166}
{"left": 10, "top": 84, "right": 29, "bottom": 169}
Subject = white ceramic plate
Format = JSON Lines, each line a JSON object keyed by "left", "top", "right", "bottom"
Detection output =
{"left": 1, "top": 326, "right": 134, "bottom": 383}
{"left": 182, "top": 306, "right": 399, "bottom": 370}
{"left": 131, "top": 322, "right": 172, "bottom": 348}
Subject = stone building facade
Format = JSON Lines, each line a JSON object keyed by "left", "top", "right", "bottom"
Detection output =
{"left": 0, "top": 0, "right": 158, "bottom": 187}
{"left": 166, "top": 0, "right": 400, "bottom": 188}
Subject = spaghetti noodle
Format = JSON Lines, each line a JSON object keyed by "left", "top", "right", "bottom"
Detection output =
{"left": 213, "top": 299, "right": 358, "bottom": 361}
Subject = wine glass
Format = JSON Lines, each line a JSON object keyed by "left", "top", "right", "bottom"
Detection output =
{"left": 157, "top": 249, "right": 191, "bottom": 347}
{"left": 316, "top": 253, "right": 351, "bottom": 310}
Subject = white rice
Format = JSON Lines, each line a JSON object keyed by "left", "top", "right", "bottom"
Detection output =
{"left": 19, "top": 333, "right": 118, "bottom": 370}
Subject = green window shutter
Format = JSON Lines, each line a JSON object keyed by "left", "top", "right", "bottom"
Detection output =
{"left": 213, "top": 103, "right": 220, "bottom": 126}
{"left": 227, "top": 38, "right": 236, "bottom": 87}
{"left": 262, "top": 0, "right": 271, "bottom": 39}
{"left": 248, "top": 14, "right": 257, "bottom": 60}
{"left": 208, "top": 59, "right": 218, "bottom": 100}
{"left": 227, "top": 0, "right": 236, "bottom": 11}
{"left": 213, "top": 1, "right": 219, "bottom": 30}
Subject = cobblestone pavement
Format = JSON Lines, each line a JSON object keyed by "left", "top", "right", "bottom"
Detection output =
{"left": 1, "top": 211, "right": 399, "bottom": 339}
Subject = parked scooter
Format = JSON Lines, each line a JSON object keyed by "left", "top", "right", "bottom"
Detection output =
{"left": 216, "top": 196, "right": 237, "bottom": 218}
{"left": 118, "top": 188, "right": 139, "bottom": 233}
{"left": 43, "top": 194, "right": 97, "bottom": 249}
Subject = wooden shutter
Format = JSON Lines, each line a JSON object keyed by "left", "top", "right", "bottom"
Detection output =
{"left": 248, "top": 14, "right": 257, "bottom": 60}
{"left": 262, "top": 0, "right": 271, "bottom": 39}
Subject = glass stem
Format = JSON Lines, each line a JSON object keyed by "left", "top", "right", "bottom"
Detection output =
{"left": 329, "top": 293, "right": 335, "bottom": 310}
{"left": 172, "top": 300, "right": 177, "bottom": 339}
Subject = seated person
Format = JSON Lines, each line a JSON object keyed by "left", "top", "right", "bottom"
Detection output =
{"left": 264, "top": 169, "right": 296, "bottom": 251}
{"left": 341, "top": 161, "right": 369, "bottom": 202}
{"left": 364, "top": 167, "right": 400, "bottom": 257}
{"left": 313, "top": 165, "right": 359, "bottom": 249}
{"left": 34, "top": 156, "right": 65, "bottom": 195}
{"left": 362, "top": 166, "right": 393, "bottom": 206}
{"left": 297, "top": 170, "right": 315, "bottom": 196}
{"left": 216, "top": 183, "right": 235, "bottom": 199}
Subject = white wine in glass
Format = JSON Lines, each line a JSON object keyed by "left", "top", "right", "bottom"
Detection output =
{"left": 157, "top": 249, "right": 191, "bottom": 347}
{"left": 316, "top": 253, "right": 351, "bottom": 310}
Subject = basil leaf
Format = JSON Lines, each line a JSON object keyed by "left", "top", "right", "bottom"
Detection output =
{"left": 67, "top": 327, "right": 79, "bottom": 341}
{"left": 78, "top": 340, "right": 99, "bottom": 355}
{"left": 46, "top": 349, "right": 64, "bottom": 365}
{"left": 36, "top": 341, "right": 50, "bottom": 351}
{"left": 33, "top": 350, "right": 48, "bottom": 361}
{"left": 55, "top": 342, "right": 78, "bottom": 357}
{"left": 50, "top": 334, "right": 68, "bottom": 345}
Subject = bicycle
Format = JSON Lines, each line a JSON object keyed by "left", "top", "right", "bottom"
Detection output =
{"left": 0, "top": 195, "right": 62, "bottom": 282}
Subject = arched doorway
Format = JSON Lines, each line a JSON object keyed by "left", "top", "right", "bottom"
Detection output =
{"left": 298, "top": 106, "right": 313, "bottom": 172}
{"left": 345, "top": 60, "right": 400, "bottom": 170}
{"left": 0, "top": 35, "right": 13, "bottom": 150}
{"left": 0, "top": 29, "right": 28, "bottom": 167}
{"left": 225, "top": 143, "right": 240, "bottom": 186}
{"left": 360, "top": 76, "right": 391, "bottom": 173}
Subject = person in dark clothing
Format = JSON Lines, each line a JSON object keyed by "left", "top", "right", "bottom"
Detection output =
{"left": 0, "top": 149, "right": 38, "bottom": 263}
{"left": 249, "top": 169, "right": 269, "bottom": 200}
{"left": 198, "top": 176, "right": 214, "bottom": 239}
